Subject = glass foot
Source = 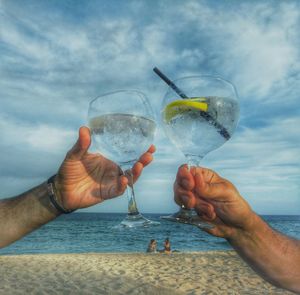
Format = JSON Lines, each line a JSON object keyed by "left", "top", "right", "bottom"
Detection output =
{"left": 160, "top": 208, "right": 214, "bottom": 230}
{"left": 118, "top": 213, "right": 160, "bottom": 228}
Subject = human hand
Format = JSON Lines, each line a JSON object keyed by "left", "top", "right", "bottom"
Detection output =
{"left": 174, "top": 165, "right": 257, "bottom": 239}
{"left": 54, "top": 126, "right": 155, "bottom": 211}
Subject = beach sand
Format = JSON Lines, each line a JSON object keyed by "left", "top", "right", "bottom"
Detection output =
{"left": 0, "top": 251, "right": 292, "bottom": 295}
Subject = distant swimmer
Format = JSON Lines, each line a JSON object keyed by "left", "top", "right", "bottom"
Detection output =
{"left": 147, "top": 239, "right": 157, "bottom": 253}
{"left": 163, "top": 238, "right": 171, "bottom": 254}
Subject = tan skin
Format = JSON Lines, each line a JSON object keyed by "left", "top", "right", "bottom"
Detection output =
{"left": 55, "top": 126, "right": 156, "bottom": 211}
{"left": 147, "top": 240, "right": 157, "bottom": 252}
{"left": 174, "top": 165, "right": 300, "bottom": 293}
{"left": 174, "top": 164, "right": 256, "bottom": 238}
{"left": 0, "top": 126, "right": 155, "bottom": 248}
{"left": 164, "top": 239, "right": 171, "bottom": 253}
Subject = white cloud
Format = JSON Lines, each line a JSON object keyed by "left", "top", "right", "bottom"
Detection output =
{"left": 177, "top": 1, "right": 300, "bottom": 99}
{"left": 0, "top": 115, "right": 76, "bottom": 152}
{"left": 204, "top": 116, "right": 300, "bottom": 214}
{"left": 0, "top": 0, "right": 299, "bottom": 214}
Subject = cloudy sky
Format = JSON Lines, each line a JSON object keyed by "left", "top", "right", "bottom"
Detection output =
{"left": 0, "top": 0, "right": 299, "bottom": 214}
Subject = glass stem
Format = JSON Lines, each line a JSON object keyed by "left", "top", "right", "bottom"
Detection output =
{"left": 126, "top": 173, "right": 139, "bottom": 215}
{"left": 121, "top": 164, "right": 139, "bottom": 215}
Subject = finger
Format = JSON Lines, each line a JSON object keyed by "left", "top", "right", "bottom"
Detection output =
{"left": 194, "top": 170, "right": 206, "bottom": 196}
{"left": 119, "top": 175, "right": 128, "bottom": 192}
{"left": 130, "top": 147, "right": 155, "bottom": 183}
{"left": 174, "top": 183, "right": 196, "bottom": 208}
{"left": 195, "top": 166, "right": 222, "bottom": 183}
{"left": 131, "top": 162, "right": 143, "bottom": 183}
{"left": 189, "top": 214, "right": 216, "bottom": 232}
{"left": 201, "top": 225, "right": 222, "bottom": 237}
{"left": 138, "top": 151, "right": 153, "bottom": 168}
{"left": 195, "top": 200, "right": 216, "bottom": 221}
{"left": 194, "top": 171, "right": 225, "bottom": 200}
{"left": 66, "top": 126, "right": 91, "bottom": 160}
{"left": 189, "top": 166, "right": 197, "bottom": 177}
{"left": 147, "top": 144, "right": 156, "bottom": 154}
{"left": 200, "top": 219, "right": 227, "bottom": 238}
{"left": 191, "top": 213, "right": 227, "bottom": 238}
{"left": 176, "top": 164, "right": 195, "bottom": 190}
{"left": 110, "top": 175, "right": 128, "bottom": 197}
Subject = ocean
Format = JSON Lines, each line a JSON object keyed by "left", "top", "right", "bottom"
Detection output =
{"left": 1, "top": 213, "right": 300, "bottom": 255}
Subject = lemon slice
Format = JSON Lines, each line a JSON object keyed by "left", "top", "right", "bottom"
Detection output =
{"left": 164, "top": 97, "right": 208, "bottom": 123}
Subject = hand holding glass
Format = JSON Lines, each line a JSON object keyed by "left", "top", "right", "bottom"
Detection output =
{"left": 157, "top": 71, "right": 239, "bottom": 228}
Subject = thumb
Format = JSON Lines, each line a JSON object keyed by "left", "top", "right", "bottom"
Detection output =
{"left": 195, "top": 200, "right": 216, "bottom": 221}
{"left": 66, "top": 126, "right": 91, "bottom": 160}
{"left": 194, "top": 171, "right": 226, "bottom": 200}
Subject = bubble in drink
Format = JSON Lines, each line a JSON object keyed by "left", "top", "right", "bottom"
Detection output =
{"left": 89, "top": 113, "right": 156, "bottom": 164}
{"left": 162, "top": 96, "right": 239, "bottom": 158}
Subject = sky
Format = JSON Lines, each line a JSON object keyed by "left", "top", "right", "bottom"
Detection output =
{"left": 0, "top": 0, "right": 299, "bottom": 214}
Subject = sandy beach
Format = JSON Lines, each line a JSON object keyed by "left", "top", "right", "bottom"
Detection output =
{"left": 0, "top": 251, "right": 292, "bottom": 295}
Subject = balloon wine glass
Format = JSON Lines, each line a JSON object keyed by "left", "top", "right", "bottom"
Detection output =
{"left": 88, "top": 90, "right": 160, "bottom": 228}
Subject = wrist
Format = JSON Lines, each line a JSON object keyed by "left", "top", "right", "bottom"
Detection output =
{"left": 53, "top": 175, "right": 64, "bottom": 207}
{"left": 227, "top": 212, "right": 265, "bottom": 245}
{"left": 37, "top": 182, "right": 62, "bottom": 217}
{"left": 47, "top": 175, "right": 75, "bottom": 214}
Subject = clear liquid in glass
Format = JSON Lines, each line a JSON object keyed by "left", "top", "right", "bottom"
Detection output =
{"left": 163, "top": 96, "right": 239, "bottom": 158}
{"left": 89, "top": 113, "right": 156, "bottom": 164}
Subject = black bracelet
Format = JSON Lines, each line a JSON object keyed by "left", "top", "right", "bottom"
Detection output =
{"left": 47, "top": 175, "right": 75, "bottom": 214}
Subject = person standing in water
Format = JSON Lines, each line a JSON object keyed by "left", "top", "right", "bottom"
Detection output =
{"left": 163, "top": 238, "right": 171, "bottom": 254}
{"left": 147, "top": 239, "right": 157, "bottom": 253}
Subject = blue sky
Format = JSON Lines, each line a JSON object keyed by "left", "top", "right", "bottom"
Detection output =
{"left": 0, "top": 0, "right": 299, "bottom": 214}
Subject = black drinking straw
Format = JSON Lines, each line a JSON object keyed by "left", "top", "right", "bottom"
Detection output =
{"left": 153, "top": 67, "right": 189, "bottom": 99}
{"left": 153, "top": 67, "right": 230, "bottom": 140}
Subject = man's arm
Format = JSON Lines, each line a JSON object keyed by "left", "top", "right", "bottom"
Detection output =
{"left": 229, "top": 213, "right": 300, "bottom": 293}
{"left": 0, "top": 182, "right": 60, "bottom": 248}
{"left": 174, "top": 165, "right": 300, "bottom": 293}
{"left": 0, "top": 127, "right": 155, "bottom": 249}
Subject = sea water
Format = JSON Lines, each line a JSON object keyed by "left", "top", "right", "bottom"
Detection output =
{"left": 1, "top": 214, "right": 300, "bottom": 255}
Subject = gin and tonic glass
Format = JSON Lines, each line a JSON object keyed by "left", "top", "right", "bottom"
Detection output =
{"left": 88, "top": 90, "right": 159, "bottom": 228}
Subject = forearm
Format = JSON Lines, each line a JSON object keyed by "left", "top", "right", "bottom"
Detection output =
{"left": 0, "top": 182, "right": 60, "bottom": 248}
{"left": 228, "top": 214, "right": 300, "bottom": 293}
